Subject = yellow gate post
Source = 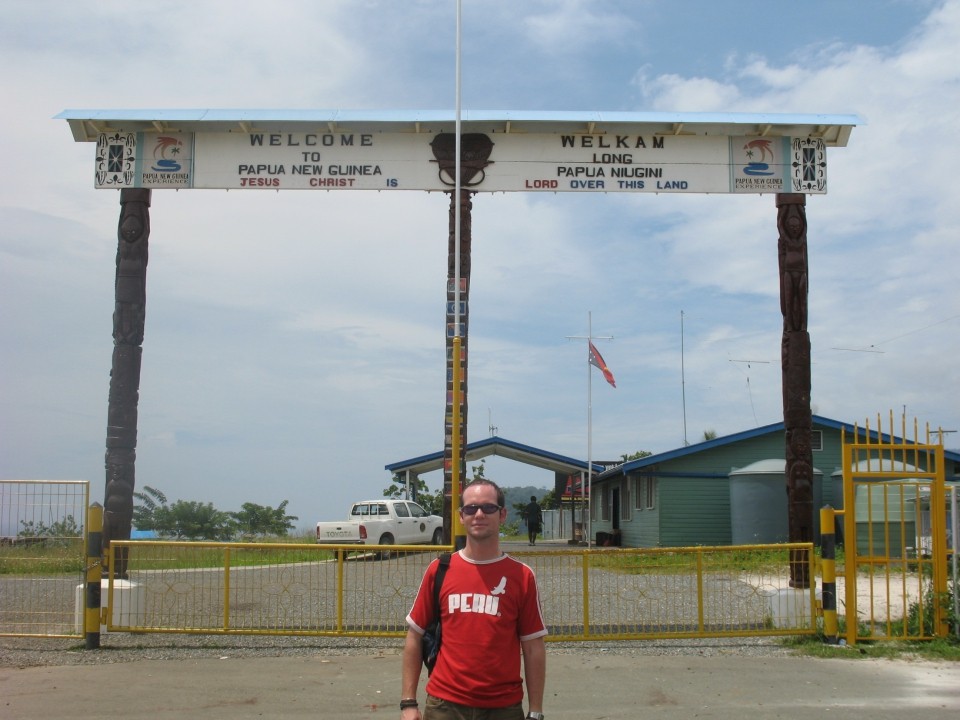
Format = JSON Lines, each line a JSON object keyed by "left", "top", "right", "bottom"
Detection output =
{"left": 451, "top": 334, "right": 465, "bottom": 547}
{"left": 820, "top": 506, "right": 838, "bottom": 643}
{"left": 84, "top": 502, "right": 104, "bottom": 649}
{"left": 929, "top": 442, "right": 949, "bottom": 638}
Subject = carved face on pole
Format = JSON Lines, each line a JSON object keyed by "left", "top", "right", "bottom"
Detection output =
{"left": 784, "top": 212, "right": 803, "bottom": 240}
{"left": 120, "top": 213, "right": 143, "bottom": 243}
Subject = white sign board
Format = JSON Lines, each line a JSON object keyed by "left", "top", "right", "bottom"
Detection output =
{"left": 95, "top": 130, "right": 827, "bottom": 194}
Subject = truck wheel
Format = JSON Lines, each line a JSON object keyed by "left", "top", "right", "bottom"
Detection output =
{"left": 432, "top": 528, "right": 444, "bottom": 545}
{"left": 377, "top": 534, "right": 394, "bottom": 560}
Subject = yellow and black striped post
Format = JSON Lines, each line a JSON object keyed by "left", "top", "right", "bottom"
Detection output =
{"left": 85, "top": 502, "right": 104, "bottom": 650}
{"left": 820, "top": 505, "right": 838, "bottom": 643}
{"left": 451, "top": 335, "right": 466, "bottom": 550}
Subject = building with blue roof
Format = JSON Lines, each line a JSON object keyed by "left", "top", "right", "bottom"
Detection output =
{"left": 388, "top": 417, "right": 959, "bottom": 548}
{"left": 591, "top": 416, "right": 959, "bottom": 548}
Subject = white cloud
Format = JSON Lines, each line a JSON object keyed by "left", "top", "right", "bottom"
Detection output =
{"left": 522, "top": 0, "right": 639, "bottom": 51}
{"left": 633, "top": 70, "right": 742, "bottom": 111}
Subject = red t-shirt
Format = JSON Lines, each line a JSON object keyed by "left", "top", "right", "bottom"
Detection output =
{"left": 407, "top": 550, "right": 547, "bottom": 708}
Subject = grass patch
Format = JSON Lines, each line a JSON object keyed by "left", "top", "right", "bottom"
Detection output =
{"left": 0, "top": 541, "right": 85, "bottom": 575}
{"left": 586, "top": 547, "right": 795, "bottom": 577}
{"left": 0, "top": 537, "right": 339, "bottom": 575}
{"left": 122, "top": 544, "right": 338, "bottom": 571}
{"left": 782, "top": 634, "right": 960, "bottom": 661}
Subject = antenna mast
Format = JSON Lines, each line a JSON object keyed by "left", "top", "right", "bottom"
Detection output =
{"left": 681, "top": 310, "right": 688, "bottom": 446}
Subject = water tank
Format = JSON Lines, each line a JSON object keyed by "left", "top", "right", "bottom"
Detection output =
{"left": 831, "top": 457, "right": 920, "bottom": 511}
{"left": 729, "top": 459, "right": 823, "bottom": 545}
{"left": 830, "top": 457, "right": 916, "bottom": 553}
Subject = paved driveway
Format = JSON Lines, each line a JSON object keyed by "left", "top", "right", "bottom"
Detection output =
{"left": 4, "top": 651, "right": 959, "bottom": 719}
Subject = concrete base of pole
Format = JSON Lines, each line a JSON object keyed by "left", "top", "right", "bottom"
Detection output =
{"left": 75, "top": 579, "right": 145, "bottom": 634}
{"left": 765, "top": 587, "right": 820, "bottom": 629}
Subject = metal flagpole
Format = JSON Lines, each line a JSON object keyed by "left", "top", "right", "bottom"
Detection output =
{"left": 454, "top": 0, "right": 462, "bottom": 329}
{"left": 586, "top": 312, "right": 593, "bottom": 547}
{"left": 567, "top": 310, "right": 612, "bottom": 547}
{"left": 450, "top": 0, "right": 465, "bottom": 546}
{"left": 681, "top": 310, "right": 689, "bottom": 446}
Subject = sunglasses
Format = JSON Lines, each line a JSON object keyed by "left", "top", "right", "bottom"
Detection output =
{"left": 460, "top": 503, "right": 502, "bottom": 516}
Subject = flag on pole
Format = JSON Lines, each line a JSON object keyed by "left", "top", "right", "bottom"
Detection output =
{"left": 588, "top": 341, "right": 616, "bottom": 388}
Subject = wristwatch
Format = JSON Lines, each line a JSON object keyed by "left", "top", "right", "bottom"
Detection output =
{"left": 526, "top": 713, "right": 544, "bottom": 720}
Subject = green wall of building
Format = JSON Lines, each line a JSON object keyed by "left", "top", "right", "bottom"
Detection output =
{"left": 592, "top": 420, "right": 849, "bottom": 548}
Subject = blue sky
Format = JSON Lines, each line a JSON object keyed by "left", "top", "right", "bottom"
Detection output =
{"left": 1, "top": 0, "right": 958, "bottom": 530}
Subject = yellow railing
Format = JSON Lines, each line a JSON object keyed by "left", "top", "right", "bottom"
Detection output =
{"left": 103, "top": 541, "right": 817, "bottom": 640}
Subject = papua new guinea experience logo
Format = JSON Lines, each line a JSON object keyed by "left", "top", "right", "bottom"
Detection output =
{"left": 151, "top": 136, "right": 184, "bottom": 172}
{"left": 742, "top": 139, "right": 775, "bottom": 176}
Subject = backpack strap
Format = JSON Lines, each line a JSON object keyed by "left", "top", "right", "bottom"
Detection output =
{"left": 433, "top": 552, "right": 451, "bottom": 621}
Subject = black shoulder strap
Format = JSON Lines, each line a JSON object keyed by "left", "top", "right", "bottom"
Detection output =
{"left": 432, "top": 552, "right": 451, "bottom": 620}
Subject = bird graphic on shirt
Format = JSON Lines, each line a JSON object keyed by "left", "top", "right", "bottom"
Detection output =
{"left": 491, "top": 577, "right": 507, "bottom": 595}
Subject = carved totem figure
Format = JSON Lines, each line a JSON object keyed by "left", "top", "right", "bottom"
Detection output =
{"left": 777, "top": 194, "right": 813, "bottom": 588}
{"left": 103, "top": 189, "right": 151, "bottom": 576}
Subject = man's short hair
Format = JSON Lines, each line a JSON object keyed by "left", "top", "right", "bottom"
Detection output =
{"left": 462, "top": 478, "right": 505, "bottom": 508}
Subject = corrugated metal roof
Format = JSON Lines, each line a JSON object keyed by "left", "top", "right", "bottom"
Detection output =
{"left": 383, "top": 417, "right": 955, "bottom": 481}
{"left": 55, "top": 108, "right": 861, "bottom": 146}
{"left": 385, "top": 435, "right": 604, "bottom": 476}
{"left": 602, "top": 415, "right": 960, "bottom": 479}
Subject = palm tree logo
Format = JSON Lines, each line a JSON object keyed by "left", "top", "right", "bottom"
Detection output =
{"left": 152, "top": 136, "right": 183, "bottom": 172}
{"left": 742, "top": 139, "right": 774, "bottom": 176}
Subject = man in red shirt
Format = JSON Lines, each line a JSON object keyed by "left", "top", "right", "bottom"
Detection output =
{"left": 401, "top": 479, "right": 547, "bottom": 720}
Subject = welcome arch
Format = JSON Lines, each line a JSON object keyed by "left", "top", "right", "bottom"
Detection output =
{"left": 58, "top": 109, "right": 859, "bottom": 586}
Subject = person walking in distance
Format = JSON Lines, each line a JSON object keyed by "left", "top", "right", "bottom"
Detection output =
{"left": 524, "top": 496, "right": 543, "bottom": 546}
{"left": 400, "top": 478, "right": 547, "bottom": 720}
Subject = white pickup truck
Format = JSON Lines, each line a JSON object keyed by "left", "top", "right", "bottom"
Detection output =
{"left": 315, "top": 499, "right": 445, "bottom": 551}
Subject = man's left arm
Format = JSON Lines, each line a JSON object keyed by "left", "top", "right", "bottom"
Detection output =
{"left": 520, "top": 636, "right": 546, "bottom": 714}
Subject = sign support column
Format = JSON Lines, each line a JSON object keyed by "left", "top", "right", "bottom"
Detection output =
{"left": 445, "top": 189, "right": 471, "bottom": 545}
{"left": 103, "top": 188, "right": 151, "bottom": 577}
{"left": 777, "top": 193, "right": 813, "bottom": 589}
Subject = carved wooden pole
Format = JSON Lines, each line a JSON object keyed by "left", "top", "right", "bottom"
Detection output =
{"left": 444, "top": 189, "right": 472, "bottom": 543}
{"left": 777, "top": 193, "right": 813, "bottom": 589}
{"left": 103, "top": 188, "right": 151, "bottom": 576}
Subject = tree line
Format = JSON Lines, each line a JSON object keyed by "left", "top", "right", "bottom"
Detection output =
{"left": 132, "top": 486, "right": 298, "bottom": 540}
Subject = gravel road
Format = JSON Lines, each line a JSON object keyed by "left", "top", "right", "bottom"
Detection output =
{"left": 0, "top": 633, "right": 799, "bottom": 669}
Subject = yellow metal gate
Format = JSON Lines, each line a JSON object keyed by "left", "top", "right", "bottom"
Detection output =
{"left": 842, "top": 416, "right": 949, "bottom": 643}
{"left": 99, "top": 541, "right": 817, "bottom": 640}
{"left": 0, "top": 480, "right": 89, "bottom": 638}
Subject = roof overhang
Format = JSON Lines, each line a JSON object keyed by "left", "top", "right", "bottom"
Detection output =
{"left": 386, "top": 436, "right": 604, "bottom": 477}
{"left": 56, "top": 109, "right": 861, "bottom": 146}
